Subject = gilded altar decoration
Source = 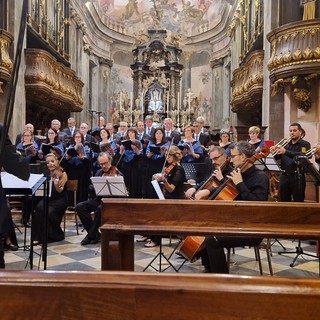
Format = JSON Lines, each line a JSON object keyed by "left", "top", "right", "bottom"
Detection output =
{"left": 267, "top": 20, "right": 320, "bottom": 83}
{"left": 231, "top": 50, "right": 264, "bottom": 112}
{"left": 0, "top": 30, "right": 14, "bottom": 94}
{"left": 293, "top": 88, "right": 311, "bottom": 112}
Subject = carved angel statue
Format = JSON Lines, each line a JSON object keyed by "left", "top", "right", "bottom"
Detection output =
{"left": 132, "top": 109, "right": 142, "bottom": 123}
{"left": 169, "top": 109, "right": 179, "bottom": 124}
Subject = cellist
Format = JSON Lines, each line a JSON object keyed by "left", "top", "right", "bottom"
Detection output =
{"left": 203, "top": 141, "right": 269, "bottom": 273}
{"left": 184, "top": 146, "right": 233, "bottom": 200}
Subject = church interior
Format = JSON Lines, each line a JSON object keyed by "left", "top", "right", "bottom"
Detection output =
{"left": 1, "top": 0, "right": 320, "bottom": 318}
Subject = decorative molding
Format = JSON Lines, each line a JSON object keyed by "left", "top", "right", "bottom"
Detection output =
{"left": 267, "top": 19, "right": 320, "bottom": 82}
{"left": 25, "top": 49, "right": 84, "bottom": 111}
{"left": 0, "top": 29, "right": 14, "bottom": 92}
{"left": 231, "top": 50, "right": 264, "bottom": 112}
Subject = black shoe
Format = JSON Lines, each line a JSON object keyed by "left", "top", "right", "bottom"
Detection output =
{"left": 81, "top": 235, "right": 91, "bottom": 246}
{"left": 5, "top": 242, "right": 18, "bottom": 251}
{"left": 202, "top": 267, "right": 210, "bottom": 273}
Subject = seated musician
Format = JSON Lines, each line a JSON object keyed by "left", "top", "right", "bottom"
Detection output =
{"left": 185, "top": 146, "right": 232, "bottom": 200}
{"left": 76, "top": 152, "right": 121, "bottom": 246}
{"left": 33, "top": 153, "right": 68, "bottom": 244}
{"left": 145, "top": 146, "right": 186, "bottom": 248}
{"left": 203, "top": 141, "right": 269, "bottom": 273}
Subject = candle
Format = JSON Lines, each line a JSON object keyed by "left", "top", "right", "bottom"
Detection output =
{"left": 130, "top": 92, "right": 133, "bottom": 126}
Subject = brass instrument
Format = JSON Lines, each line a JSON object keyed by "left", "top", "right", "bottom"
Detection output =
{"left": 305, "top": 145, "right": 320, "bottom": 157}
{"left": 271, "top": 137, "right": 292, "bottom": 156}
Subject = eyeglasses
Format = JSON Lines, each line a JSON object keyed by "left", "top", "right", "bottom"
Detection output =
{"left": 230, "top": 153, "right": 241, "bottom": 159}
{"left": 99, "top": 161, "right": 110, "bottom": 166}
{"left": 211, "top": 154, "right": 223, "bottom": 161}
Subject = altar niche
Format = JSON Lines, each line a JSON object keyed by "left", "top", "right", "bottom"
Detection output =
{"left": 131, "top": 29, "right": 183, "bottom": 125}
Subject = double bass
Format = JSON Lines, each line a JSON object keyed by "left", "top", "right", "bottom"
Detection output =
{"left": 179, "top": 146, "right": 270, "bottom": 262}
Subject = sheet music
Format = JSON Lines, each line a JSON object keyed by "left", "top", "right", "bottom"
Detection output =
{"left": 91, "top": 176, "right": 128, "bottom": 197}
{"left": 1, "top": 172, "right": 44, "bottom": 189}
{"left": 151, "top": 180, "right": 165, "bottom": 200}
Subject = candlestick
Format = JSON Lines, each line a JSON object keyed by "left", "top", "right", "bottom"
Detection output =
{"left": 130, "top": 92, "right": 133, "bottom": 126}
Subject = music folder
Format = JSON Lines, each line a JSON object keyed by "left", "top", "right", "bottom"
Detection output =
{"left": 151, "top": 180, "right": 165, "bottom": 200}
{"left": 90, "top": 176, "right": 128, "bottom": 197}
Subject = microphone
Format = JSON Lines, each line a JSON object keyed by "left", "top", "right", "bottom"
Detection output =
{"left": 87, "top": 109, "right": 95, "bottom": 112}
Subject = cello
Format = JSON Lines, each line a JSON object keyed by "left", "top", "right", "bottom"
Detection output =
{"left": 179, "top": 146, "right": 270, "bottom": 262}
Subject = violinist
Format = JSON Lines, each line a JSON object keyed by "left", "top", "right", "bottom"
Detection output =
{"left": 145, "top": 146, "right": 186, "bottom": 247}
{"left": 33, "top": 153, "right": 68, "bottom": 244}
{"left": 185, "top": 146, "right": 232, "bottom": 200}
{"left": 153, "top": 145, "right": 186, "bottom": 199}
{"left": 203, "top": 141, "right": 269, "bottom": 273}
{"left": 76, "top": 152, "right": 121, "bottom": 246}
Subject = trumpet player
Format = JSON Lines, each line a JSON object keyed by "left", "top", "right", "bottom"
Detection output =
{"left": 270, "top": 123, "right": 311, "bottom": 202}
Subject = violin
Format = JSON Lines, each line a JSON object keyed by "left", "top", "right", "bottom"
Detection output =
{"left": 51, "top": 166, "right": 65, "bottom": 180}
{"left": 164, "top": 162, "right": 177, "bottom": 177}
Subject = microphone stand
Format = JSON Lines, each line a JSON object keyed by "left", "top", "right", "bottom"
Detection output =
{"left": 87, "top": 109, "right": 104, "bottom": 176}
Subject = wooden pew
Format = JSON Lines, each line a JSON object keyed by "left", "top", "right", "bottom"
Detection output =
{"left": 100, "top": 199, "right": 320, "bottom": 270}
{"left": 1, "top": 270, "right": 320, "bottom": 320}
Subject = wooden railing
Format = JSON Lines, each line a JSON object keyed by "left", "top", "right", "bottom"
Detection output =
{"left": 100, "top": 199, "right": 320, "bottom": 271}
{"left": 1, "top": 270, "right": 320, "bottom": 320}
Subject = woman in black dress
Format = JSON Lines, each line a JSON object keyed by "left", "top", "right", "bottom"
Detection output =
{"left": 33, "top": 153, "right": 68, "bottom": 243}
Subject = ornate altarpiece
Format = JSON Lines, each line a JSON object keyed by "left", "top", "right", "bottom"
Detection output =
{"left": 130, "top": 29, "right": 183, "bottom": 124}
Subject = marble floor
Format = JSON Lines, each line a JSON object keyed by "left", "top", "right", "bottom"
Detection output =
{"left": 4, "top": 214, "right": 319, "bottom": 278}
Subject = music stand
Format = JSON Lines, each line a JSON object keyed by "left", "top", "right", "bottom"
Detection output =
{"left": 254, "top": 155, "right": 282, "bottom": 172}
{"left": 1, "top": 172, "right": 48, "bottom": 270}
{"left": 90, "top": 176, "right": 128, "bottom": 197}
{"left": 278, "top": 156, "right": 320, "bottom": 268}
{"left": 145, "top": 180, "right": 181, "bottom": 272}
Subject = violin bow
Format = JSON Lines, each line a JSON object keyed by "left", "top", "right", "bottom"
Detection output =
{"left": 160, "top": 137, "right": 174, "bottom": 175}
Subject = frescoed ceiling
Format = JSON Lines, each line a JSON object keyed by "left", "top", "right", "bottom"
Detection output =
{"left": 90, "top": 0, "right": 235, "bottom": 38}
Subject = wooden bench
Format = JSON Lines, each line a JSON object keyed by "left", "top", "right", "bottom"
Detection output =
{"left": 100, "top": 199, "right": 320, "bottom": 270}
{"left": 1, "top": 270, "right": 320, "bottom": 319}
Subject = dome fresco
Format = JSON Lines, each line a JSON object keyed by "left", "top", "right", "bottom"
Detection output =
{"left": 92, "top": 0, "right": 234, "bottom": 37}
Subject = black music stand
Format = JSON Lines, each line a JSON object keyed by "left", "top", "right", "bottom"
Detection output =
{"left": 278, "top": 156, "right": 320, "bottom": 269}
{"left": 1, "top": 172, "right": 48, "bottom": 269}
{"left": 90, "top": 176, "right": 128, "bottom": 197}
{"left": 254, "top": 154, "right": 282, "bottom": 172}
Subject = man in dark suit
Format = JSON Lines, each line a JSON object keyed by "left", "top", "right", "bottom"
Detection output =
{"left": 163, "top": 117, "right": 181, "bottom": 144}
{"left": 193, "top": 121, "right": 211, "bottom": 148}
{"left": 105, "top": 122, "right": 117, "bottom": 143}
{"left": 62, "top": 117, "right": 78, "bottom": 138}
{"left": 0, "top": 123, "right": 30, "bottom": 268}
{"left": 79, "top": 122, "right": 92, "bottom": 144}
{"left": 196, "top": 116, "right": 210, "bottom": 135}
{"left": 51, "top": 119, "right": 68, "bottom": 146}
{"left": 144, "top": 115, "right": 155, "bottom": 137}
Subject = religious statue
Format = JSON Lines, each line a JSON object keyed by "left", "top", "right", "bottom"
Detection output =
{"left": 171, "top": 96, "right": 177, "bottom": 110}
{"left": 180, "top": 109, "right": 188, "bottom": 127}
{"left": 111, "top": 107, "right": 120, "bottom": 125}
{"left": 183, "top": 96, "right": 188, "bottom": 111}
{"left": 169, "top": 109, "right": 179, "bottom": 125}
{"left": 122, "top": 109, "right": 131, "bottom": 124}
{"left": 132, "top": 109, "right": 142, "bottom": 123}
{"left": 135, "top": 97, "right": 140, "bottom": 109}
{"left": 153, "top": 109, "right": 160, "bottom": 123}
{"left": 148, "top": 89, "right": 163, "bottom": 112}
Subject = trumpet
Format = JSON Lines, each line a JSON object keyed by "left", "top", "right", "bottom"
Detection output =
{"left": 271, "top": 137, "right": 292, "bottom": 156}
{"left": 305, "top": 145, "right": 320, "bottom": 157}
